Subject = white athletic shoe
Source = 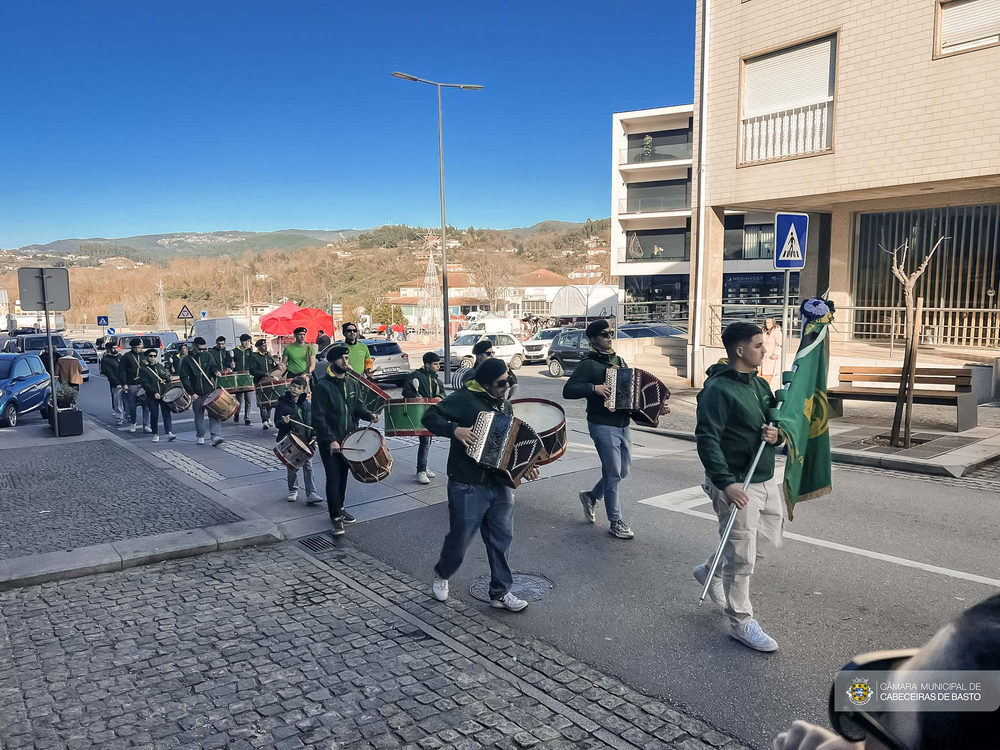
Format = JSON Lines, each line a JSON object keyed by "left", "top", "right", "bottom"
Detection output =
{"left": 416, "top": 472, "right": 431, "bottom": 485}
{"left": 609, "top": 519, "right": 635, "bottom": 540}
{"left": 579, "top": 491, "right": 597, "bottom": 523}
{"left": 306, "top": 493, "right": 323, "bottom": 505}
{"left": 693, "top": 564, "right": 726, "bottom": 608}
{"left": 211, "top": 436, "right": 224, "bottom": 446}
{"left": 432, "top": 577, "right": 449, "bottom": 602}
{"left": 425, "top": 469, "right": 436, "bottom": 479}
{"left": 731, "top": 619, "right": 779, "bottom": 652}
{"left": 143, "top": 426, "right": 152, "bottom": 434}
{"left": 129, "top": 424, "right": 137, "bottom": 433}
{"left": 196, "top": 437, "right": 205, "bottom": 445}
{"left": 287, "top": 491, "right": 298, "bottom": 503}
{"left": 167, "top": 432, "right": 177, "bottom": 441}
{"left": 490, "top": 592, "right": 528, "bottom": 612}
{"left": 151, "top": 435, "right": 159, "bottom": 443}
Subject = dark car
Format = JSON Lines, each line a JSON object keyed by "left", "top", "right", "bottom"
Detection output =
{"left": 71, "top": 340, "right": 100, "bottom": 363}
{"left": 110, "top": 334, "right": 174, "bottom": 352}
{"left": 545, "top": 326, "right": 640, "bottom": 377}
{"left": 0, "top": 353, "right": 52, "bottom": 427}
{"left": 2, "top": 333, "right": 69, "bottom": 354}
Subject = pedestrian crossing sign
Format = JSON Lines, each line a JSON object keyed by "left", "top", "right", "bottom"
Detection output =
{"left": 774, "top": 212, "right": 808, "bottom": 270}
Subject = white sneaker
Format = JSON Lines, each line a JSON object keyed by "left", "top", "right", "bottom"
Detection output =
{"left": 143, "top": 426, "right": 152, "bottom": 434}
{"left": 416, "top": 472, "right": 431, "bottom": 485}
{"left": 196, "top": 437, "right": 205, "bottom": 445}
{"left": 151, "top": 434, "right": 160, "bottom": 443}
{"left": 167, "top": 432, "right": 177, "bottom": 441}
{"left": 490, "top": 592, "right": 528, "bottom": 612}
{"left": 425, "top": 469, "right": 436, "bottom": 478}
{"left": 306, "top": 493, "right": 323, "bottom": 505}
{"left": 731, "top": 619, "right": 779, "bottom": 652}
{"left": 129, "top": 424, "right": 137, "bottom": 433}
{"left": 211, "top": 436, "right": 224, "bottom": 446}
{"left": 609, "top": 519, "right": 635, "bottom": 540}
{"left": 579, "top": 491, "right": 596, "bottom": 523}
{"left": 432, "top": 577, "right": 449, "bottom": 602}
{"left": 287, "top": 491, "right": 298, "bottom": 503}
{"left": 693, "top": 564, "right": 726, "bottom": 608}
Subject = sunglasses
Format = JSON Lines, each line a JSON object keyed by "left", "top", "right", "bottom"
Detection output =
{"left": 596, "top": 331, "right": 614, "bottom": 338}
{"left": 828, "top": 649, "right": 919, "bottom": 750}
{"left": 493, "top": 379, "right": 509, "bottom": 388}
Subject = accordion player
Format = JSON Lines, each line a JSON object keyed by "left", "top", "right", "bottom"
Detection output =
{"left": 603, "top": 367, "right": 670, "bottom": 427}
{"left": 465, "top": 410, "right": 549, "bottom": 489}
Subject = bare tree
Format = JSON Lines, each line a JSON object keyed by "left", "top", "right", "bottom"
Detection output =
{"left": 462, "top": 250, "right": 521, "bottom": 313}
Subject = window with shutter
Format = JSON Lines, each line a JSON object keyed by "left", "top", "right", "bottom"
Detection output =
{"left": 938, "top": 0, "right": 1000, "bottom": 55}
{"left": 739, "top": 35, "right": 837, "bottom": 165}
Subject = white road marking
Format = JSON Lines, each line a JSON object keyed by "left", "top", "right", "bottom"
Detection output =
{"left": 642, "top": 485, "right": 1000, "bottom": 588}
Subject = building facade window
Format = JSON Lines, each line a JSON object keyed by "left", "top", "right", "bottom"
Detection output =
{"left": 625, "top": 224, "right": 690, "bottom": 261}
{"left": 723, "top": 273, "right": 799, "bottom": 305}
{"left": 740, "top": 35, "right": 836, "bottom": 165}
{"left": 936, "top": 0, "right": 1000, "bottom": 56}
{"left": 622, "top": 177, "right": 691, "bottom": 214}
{"left": 521, "top": 300, "right": 551, "bottom": 315}
{"left": 622, "top": 125, "right": 693, "bottom": 164}
{"left": 624, "top": 274, "right": 690, "bottom": 302}
{"left": 724, "top": 216, "right": 776, "bottom": 260}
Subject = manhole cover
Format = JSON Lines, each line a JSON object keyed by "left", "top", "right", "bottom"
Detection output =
{"left": 470, "top": 572, "right": 553, "bottom": 603}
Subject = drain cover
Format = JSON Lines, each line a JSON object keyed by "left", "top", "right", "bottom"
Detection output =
{"left": 298, "top": 533, "right": 337, "bottom": 554}
{"left": 470, "top": 572, "right": 553, "bottom": 603}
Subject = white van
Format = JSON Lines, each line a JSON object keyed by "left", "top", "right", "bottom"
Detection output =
{"left": 454, "top": 317, "right": 519, "bottom": 339}
{"left": 192, "top": 318, "right": 252, "bottom": 345}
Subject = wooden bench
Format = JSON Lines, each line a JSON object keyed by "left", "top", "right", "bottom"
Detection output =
{"left": 828, "top": 366, "right": 977, "bottom": 432}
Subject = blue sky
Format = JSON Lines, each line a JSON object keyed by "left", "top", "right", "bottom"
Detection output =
{"left": 0, "top": 1, "right": 695, "bottom": 248}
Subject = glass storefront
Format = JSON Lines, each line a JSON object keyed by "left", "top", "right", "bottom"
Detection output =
{"left": 624, "top": 224, "right": 690, "bottom": 261}
{"left": 723, "top": 272, "right": 799, "bottom": 305}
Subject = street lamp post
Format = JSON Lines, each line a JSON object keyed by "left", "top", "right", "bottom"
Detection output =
{"left": 392, "top": 71, "right": 482, "bottom": 382}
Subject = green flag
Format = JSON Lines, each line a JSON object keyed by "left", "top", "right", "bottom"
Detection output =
{"left": 770, "top": 310, "right": 833, "bottom": 520}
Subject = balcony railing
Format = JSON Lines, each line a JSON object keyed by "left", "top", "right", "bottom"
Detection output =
{"left": 618, "top": 196, "right": 690, "bottom": 215}
{"left": 621, "top": 300, "right": 689, "bottom": 331}
{"left": 619, "top": 142, "right": 692, "bottom": 165}
{"left": 619, "top": 245, "right": 689, "bottom": 262}
{"left": 740, "top": 99, "right": 832, "bottom": 165}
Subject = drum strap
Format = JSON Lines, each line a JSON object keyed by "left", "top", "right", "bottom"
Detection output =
{"left": 191, "top": 357, "right": 215, "bottom": 390}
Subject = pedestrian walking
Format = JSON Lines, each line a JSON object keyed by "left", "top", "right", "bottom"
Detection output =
{"left": 761, "top": 317, "right": 782, "bottom": 387}
{"left": 231, "top": 333, "right": 255, "bottom": 425}
{"left": 55, "top": 351, "right": 83, "bottom": 390}
{"left": 315, "top": 329, "right": 332, "bottom": 351}
{"left": 423, "top": 357, "right": 539, "bottom": 612}
{"left": 101, "top": 342, "right": 126, "bottom": 424}
{"left": 695, "top": 321, "right": 784, "bottom": 652}
{"left": 275, "top": 376, "right": 323, "bottom": 504}
{"left": 402, "top": 351, "right": 443, "bottom": 485}
{"left": 138, "top": 347, "right": 176, "bottom": 442}
{"left": 121, "top": 338, "right": 150, "bottom": 433}
{"left": 179, "top": 336, "right": 224, "bottom": 446}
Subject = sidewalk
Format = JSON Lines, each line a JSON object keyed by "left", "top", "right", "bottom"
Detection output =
{"left": 0, "top": 541, "right": 754, "bottom": 750}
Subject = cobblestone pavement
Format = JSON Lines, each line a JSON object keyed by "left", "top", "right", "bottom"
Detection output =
{"left": 0, "top": 440, "right": 241, "bottom": 559}
{"left": 0, "top": 544, "right": 751, "bottom": 750}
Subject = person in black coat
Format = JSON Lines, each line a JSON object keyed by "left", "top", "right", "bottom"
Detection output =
{"left": 275, "top": 376, "right": 322, "bottom": 505}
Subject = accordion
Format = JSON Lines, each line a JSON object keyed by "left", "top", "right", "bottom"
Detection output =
{"left": 604, "top": 367, "right": 670, "bottom": 427}
{"left": 466, "top": 410, "right": 548, "bottom": 488}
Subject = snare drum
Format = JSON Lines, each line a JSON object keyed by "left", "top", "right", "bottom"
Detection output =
{"left": 341, "top": 427, "right": 393, "bottom": 483}
{"left": 205, "top": 387, "right": 239, "bottom": 421}
{"left": 256, "top": 376, "right": 289, "bottom": 407}
{"left": 512, "top": 398, "right": 567, "bottom": 465}
{"left": 384, "top": 398, "right": 440, "bottom": 437}
{"left": 274, "top": 433, "right": 314, "bottom": 470}
{"left": 163, "top": 387, "right": 193, "bottom": 414}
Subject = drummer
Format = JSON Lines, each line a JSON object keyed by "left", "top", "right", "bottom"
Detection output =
{"left": 231, "top": 333, "right": 255, "bottom": 426}
{"left": 206, "top": 335, "right": 234, "bottom": 373}
{"left": 423, "top": 357, "right": 539, "bottom": 612}
{"left": 461, "top": 339, "right": 518, "bottom": 400}
{"left": 311, "top": 345, "right": 381, "bottom": 536}
{"left": 402, "top": 351, "right": 443, "bottom": 485}
{"left": 138, "top": 347, "right": 177, "bottom": 443}
{"left": 275, "top": 376, "right": 323, "bottom": 505}
{"left": 251, "top": 338, "right": 277, "bottom": 429}
{"left": 170, "top": 342, "right": 189, "bottom": 377}
{"left": 179, "top": 336, "right": 224, "bottom": 446}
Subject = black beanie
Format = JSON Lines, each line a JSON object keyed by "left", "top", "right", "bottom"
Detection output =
{"left": 129, "top": 337, "right": 142, "bottom": 347}
{"left": 327, "top": 344, "right": 350, "bottom": 361}
{"left": 474, "top": 357, "right": 508, "bottom": 386}
{"left": 192, "top": 337, "right": 207, "bottom": 346}
{"left": 472, "top": 339, "right": 493, "bottom": 356}
{"left": 585, "top": 319, "right": 610, "bottom": 338}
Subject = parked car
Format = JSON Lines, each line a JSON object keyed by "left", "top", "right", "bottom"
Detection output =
{"left": 10, "top": 327, "right": 40, "bottom": 336}
{"left": 318, "top": 338, "right": 411, "bottom": 386}
{"left": 522, "top": 327, "right": 564, "bottom": 363}
{"left": 2, "top": 333, "right": 69, "bottom": 354}
{"left": 71, "top": 340, "right": 100, "bottom": 363}
{"left": 545, "top": 328, "right": 590, "bottom": 377}
{"left": 0, "top": 353, "right": 51, "bottom": 427}
{"left": 438, "top": 333, "right": 525, "bottom": 370}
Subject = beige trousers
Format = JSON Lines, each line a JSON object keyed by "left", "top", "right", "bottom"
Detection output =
{"left": 703, "top": 476, "right": 785, "bottom": 628}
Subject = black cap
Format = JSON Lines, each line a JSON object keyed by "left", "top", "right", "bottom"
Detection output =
{"left": 327, "top": 344, "right": 350, "bottom": 361}
{"left": 192, "top": 337, "right": 207, "bottom": 346}
{"left": 585, "top": 319, "right": 610, "bottom": 338}
{"left": 293, "top": 327, "right": 307, "bottom": 335}
{"left": 104, "top": 342, "right": 117, "bottom": 352}
{"left": 472, "top": 339, "right": 493, "bottom": 356}
{"left": 422, "top": 351, "right": 441, "bottom": 365}
{"left": 474, "top": 358, "right": 508, "bottom": 386}
{"left": 129, "top": 337, "right": 142, "bottom": 347}
{"left": 255, "top": 338, "right": 266, "bottom": 348}
{"left": 215, "top": 336, "right": 226, "bottom": 343}
{"left": 239, "top": 333, "right": 251, "bottom": 342}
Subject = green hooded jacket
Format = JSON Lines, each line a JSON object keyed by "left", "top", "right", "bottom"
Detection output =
{"left": 231, "top": 345, "right": 255, "bottom": 373}
{"left": 422, "top": 382, "right": 513, "bottom": 486}
{"left": 402, "top": 366, "right": 443, "bottom": 399}
{"left": 311, "top": 368, "right": 377, "bottom": 446}
{"left": 100, "top": 352, "right": 124, "bottom": 386}
{"left": 179, "top": 351, "right": 220, "bottom": 398}
{"left": 695, "top": 362, "right": 783, "bottom": 489}
{"left": 138, "top": 360, "right": 172, "bottom": 399}
{"left": 562, "top": 350, "right": 630, "bottom": 428}
{"left": 204, "top": 345, "right": 233, "bottom": 372}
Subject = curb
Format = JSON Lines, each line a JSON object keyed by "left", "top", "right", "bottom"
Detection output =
{"left": 632, "top": 425, "right": 987, "bottom": 478}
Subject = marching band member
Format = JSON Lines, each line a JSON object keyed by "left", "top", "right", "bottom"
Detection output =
{"left": 179, "top": 336, "right": 223, "bottom": 446}
{"left": 341, "top": 322, "right": 374, "bottom": 378}
{"left": 402, "top": 351, "right": 443, "bottom": 485}
{"left": 423, "top": 357, "right": 538, "bottom": 612}
{"left": 281, "top": 327, "right": 315, "bottom": 380}
{"left": 101, "top": 342, "right": 125, "bottom": 425}
{"left": 232, "top": 333, "right": 255, "bottom": 425}
{"left": 170, "top": 342, "right": 189, "bottom": 377}
{"left": 206, "top": 335, "right": 233, "bottom": 372}
{"left": 138, "top": 347, "right": 176, "bottom": 443}
{"left": 251, "top": 338, "right": 277, "bottom": 429}
{"left": 461, "top": 339, "right": 518, "bottom": 399}
{"left": 120, "top": 338, "right": 150, "bottom": 434}
{"left": 275, "top": 376, "right": 323, "bottom": 505}
{"left": 311, "top": 345, "right": 379, "bottom": 536}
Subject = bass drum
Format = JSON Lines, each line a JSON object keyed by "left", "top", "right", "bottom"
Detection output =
{"left": 162, "top": 387, "right": 193, "bottom": 414}
{"left": 384, "top": 398, "right": 439, "bottom": 437}
{"left": 511, "top": 398, "right": 567, "bottom": 465}
{"left": 205, "top": 387, "right": 239, "bottom": 421}
{"left": 341, "top": 427, "right": 393, "bottom": 483}
{"left": 274, "top": 432, "right": 314, "bottom": 470}
{"left": 450, "top": 367, "right": 471, "bottom": 391}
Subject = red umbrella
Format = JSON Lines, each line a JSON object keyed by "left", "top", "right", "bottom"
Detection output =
{"left": 288, "top": 308, "right": 335, "bottom": 344}
{"left": 260, "top": 299, "right": 302, "bottom": 327}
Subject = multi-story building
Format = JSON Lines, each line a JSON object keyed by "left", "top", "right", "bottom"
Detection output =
{"left": 612, "top": 106, "right": 796, "bottom": 329}
{"left": 689, "top": 0, "right": 1000, "bottom": 380}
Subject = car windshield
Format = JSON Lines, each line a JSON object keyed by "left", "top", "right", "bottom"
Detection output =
{"left": 369, "top": 343, "right": 402, "bottom": 356}
{"left": 453, "top": 335, "right": 483, "bottom": 347}
{"left": 532, "top": 330, "right": 560, "bottom": 340}
{"left": 0, "top": 360, "right": 11, "bottom": 378}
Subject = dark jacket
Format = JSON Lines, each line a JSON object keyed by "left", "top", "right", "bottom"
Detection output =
{"left": 695, "top": 362, "right": 783, "bottom": 489}
{"left": 120, "top": 350, "right": 144, "bottom": 386}
{"left": 138, "top": 361, "right": 172, "bottom": 399}
{"left": 250, "top": 350, "right": 276, "bottom": 380}
{"left": 179, "top": 351, "right": 220, "bottom": 398}
{"left": 232, "top": 346, "right": 255, "bottom": 373}
{"left": 402, "top": 366, "right": 444, "bottom": 399}
{"left": 461, "top": 364, "right": 517, "bottom": 388}
{"left": 204, "top": 345, "right": 233, "bottom": 372}
{"left": 169, "top": 352, "right": 187, "bottom": 377}
{"left": 100, "top": 352, "right": 124, "bottom": 386}
{"left": 422, "top": 385, "right": 513, "bottom": 486}
{"left": 275, "top": 391, "right": 313, "bottom": 442}
{"left": 311, "top": 369, "right": 376, "bottom": 446}
{"left": 563, "top": 350, "right": 630, "bottom": 428}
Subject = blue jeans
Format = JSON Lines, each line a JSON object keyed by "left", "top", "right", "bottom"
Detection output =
{"left": 287, "top": 456, "right": 317, "bottom": 494}
{"left": 192, "top": 395, "right": 222, "bottom": 440}
{"left": 435, "top": 481, "right": 514, "bottom": 600}
{"left": 588, "top": 422, "right": 632, "bottom": 524}
{"left": 123, "top": 386, "right": 148, "bottom": 427}
{"left": 148, "top": 397, "right": 172, "bottom": 435}
{"left": 417, "top": 435, "right": 432, "bottom": 473}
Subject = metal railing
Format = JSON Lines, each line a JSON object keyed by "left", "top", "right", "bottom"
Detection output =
{"left": 618, "top": 143, "right": 693, "bottom": 165}
{"left": 707, "top": 303, "right": 801, "bottom": 346}
{"left": 741, "top": 99, "right": 832, "bottom": 164}
{"left": 620, "top": 300, "right": 690, "bottom": 332}
{"left": 618, "top": 196, "right": 691, "bottom": 215}
{"left": 619, "top": 245, "right": 689, "bottom": 262}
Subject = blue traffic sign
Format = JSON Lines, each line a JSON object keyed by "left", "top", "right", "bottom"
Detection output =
{"left": 200, "top": 310, "right": 208, "bottom": 319}
{"left": 97, "top": 315, "right": 109, "bottom": 327}
{"left": 774, "top": 212, "right": 808, "bottom": 270}
{"left": 107, "top": 327, "right": 116, "bottom": 335}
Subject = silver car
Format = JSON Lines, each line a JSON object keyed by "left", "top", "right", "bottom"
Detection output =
{"left": 318, "top": 338, "right": 411, "bottom": 385}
